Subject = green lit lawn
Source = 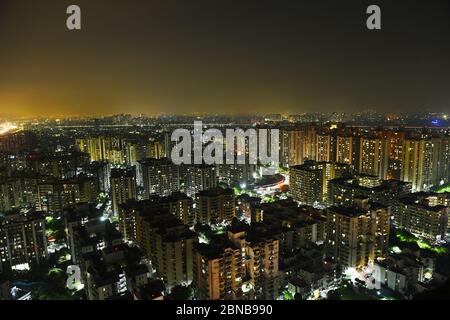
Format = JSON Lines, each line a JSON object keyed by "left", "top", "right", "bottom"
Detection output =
{"left": 436, "top": 185, "right": 450, "bottom": 193}
{"left": 395, "top": 230, "right": 448, "bottom": 255}
{"left": 282, "top": 290, "right": 294, "bottom": 300}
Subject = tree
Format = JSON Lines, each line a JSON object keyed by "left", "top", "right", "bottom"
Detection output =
{"left": 326, "top": 290, "right": 341, "bottom": 300}
{"left": 168, "top": 285, "right": 194, "bottom": 300}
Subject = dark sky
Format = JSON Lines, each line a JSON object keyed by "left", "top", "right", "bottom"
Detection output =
{"left": 0, "top": 0, "right": 449, "bottom": 117}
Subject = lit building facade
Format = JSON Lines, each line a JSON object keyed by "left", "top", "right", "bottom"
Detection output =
{"left": 139, "top": 158, "right": 180, "bottom": 198}
{"left": 359, "top": 137, "right": 389, "bottom": 179}
{"left": 193, "top": 228, "right": 280, "bottom": 300}
{"left": 0, "top": 210, "right": 47, "bottom": 271}
{"left": 401, "top": 138, "right": 434, "bottom": 192}
{"left": 195, "top": 187, "right": 236, "bottom": 225}
{"left": 393, "top": 194, "right": 449, "bottom": 242}
{"left": 328, "top": 174, "right": 412, "bottom": 208}
{"left": 111, "top": 168, "right": 137, "bottom": 216}
{"left": 326, "top": 198, "right": 390, "bottom": 268}
{"left": 184, "top": 164, "right": 217, "bottom": 198}
{"left": 290, "top": 160, "right": 351, "bottom": 206}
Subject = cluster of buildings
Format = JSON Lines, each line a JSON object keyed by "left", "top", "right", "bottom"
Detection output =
{"left": 0, "top": 150, "right": 110, "bottom": 214}
{"left": 281, "top": 125, "right": 449, "bottom": 192}
{"left": 0, "top": 118, "right": 449, "bottom": 300}
{"left": 0, "top": 209, "right": 47, "bottom": 273}
{"left": 64, "top": 203, "right": 163, "bottom": 300}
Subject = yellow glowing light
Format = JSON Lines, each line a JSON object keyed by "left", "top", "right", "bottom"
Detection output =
{"left": 277, "top": 182, "right": 286, "bottom": 189}
{"left": 313, "top": 289, "right": 320, "bottom": 300}
{"left": 0, "top": 122, "right": 18, "bottom": 135}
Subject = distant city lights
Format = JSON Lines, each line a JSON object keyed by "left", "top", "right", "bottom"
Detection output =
{"left": 0, "top": 122, "right": 18, "bottom": 135}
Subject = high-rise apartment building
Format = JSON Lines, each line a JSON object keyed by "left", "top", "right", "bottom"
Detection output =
{"left": 26, "top": 151, "right": 91, "bottom": 179}
{"left": 376, "top": 130, "right": 405, "bottom": 180}
{"left": 0, "top": 174, "right": 40, "bottom": 213}
{"left": 218, "top": 164, "right": 256, "bottom": 187}
{"left": 290, "top": 160, "right": 351, "bottom": 206}
{"left": 124, "top": 141, "right": 140, "bottom": 167}
{"left": 195, "top": 187, "right": 236, "bottom": 225}
{"left": 0, "top": 210, "right": 47, "bottom": 271}
{"left": 280, "top": 128, "right": 305, "bottom": 167}
{"left": 336, "top": 135, "right": 354, "bottom": 165}
{"left": 119, "top": 193, "right": 195, "bottom": 244}
{"left": 359, "top": 137, "right": 389, "bottom": 179}
{"left": 326, "top": 197, "right": 390, "bottom": 269}
{"left": 0, "top": 178, "right": 26, "bottom": 212}
{"left": 111, "top": 168, "right": 137, "bottom": 216}
{"left": 84, "top": 243, "right": 149, "bottom": 300}
{"left": 135, "top": 207, "right": 196, "bottom": 287}
{"left": 393, "top": 194, "right": 449, "bottom": 242}
{"left": 251, "top": 200, "right": 326, "bottom": 255}
{"left": 401, "top": 138, "right": 434, "bottom": 192}
{"left": 193, "top": 227, "right": 280, "bottom": 300}
{"left": 316, "top": 133, "right": 336, "bottom": 163}
{"left": 36, "top": 176, "right": 97, "bottom": 213}
{"left": 76, "top": 136, "right": 125, "bottom": 165}
{"left": 84, "top": 161, "right": 111, "bottom": 193}
{"left": 139, "top": 158, "right": 180, "bottom": 198}
{"left": 184, "top": 164, "right": 217, "bottom": 197}
{"left": 147, "top": 139, "right": 165, "bottom": 159}
{"left": 431, "top": 135, "right": 450, "bottom": 186}
{"left": 328, "top": 174, "right": 412, "bottom": 208}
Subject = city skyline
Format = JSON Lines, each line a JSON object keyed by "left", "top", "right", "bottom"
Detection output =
{"left": 1, "top": 0, "right": 450, "bottom": 304}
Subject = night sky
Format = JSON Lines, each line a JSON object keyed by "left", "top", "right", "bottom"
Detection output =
{"left": 0, "top": 0, "right": 449, "bottom": 117}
